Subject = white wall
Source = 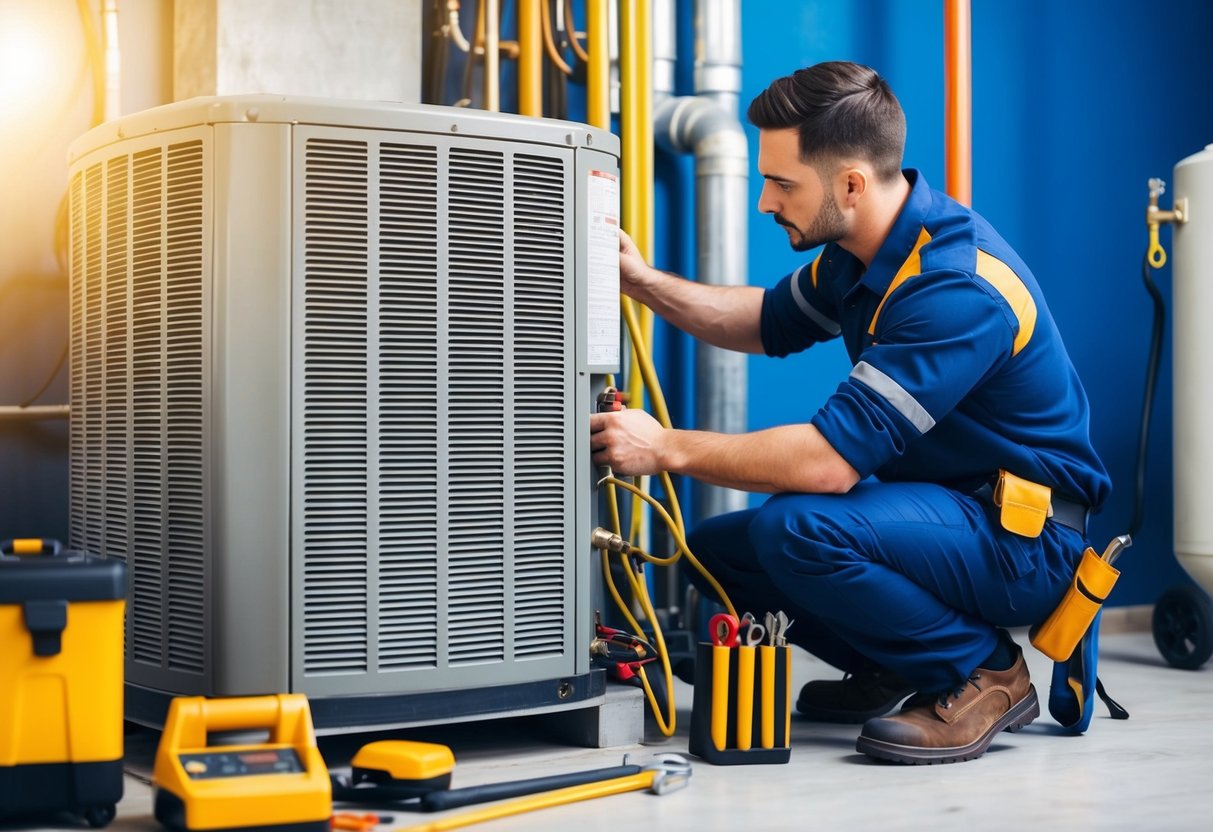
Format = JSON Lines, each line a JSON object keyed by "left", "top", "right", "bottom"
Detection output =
{"left": 174, "top": 0, "right": 421, "bottom": 102}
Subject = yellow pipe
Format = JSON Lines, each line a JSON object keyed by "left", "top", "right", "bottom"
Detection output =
{"left": 620, "top": 0, "right": 656, "bottom": 544}
{"left": 518, "top": 0, "right": 543, "bottom": 116}
{"left": 485, "top": 0, "right": 500, "bottom": 111}
{"left": 619, "top": 0, "right": 654, "bottom": 261}
{"left": 587, "top": 0, "right": 610, "bottom": 129}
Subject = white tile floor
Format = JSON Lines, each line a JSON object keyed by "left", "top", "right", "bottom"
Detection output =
{"left": 10, "top": 627, "right": 1213, "bottom": 832}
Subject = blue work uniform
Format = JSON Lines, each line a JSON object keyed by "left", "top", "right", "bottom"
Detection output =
{"left": 687, "top": 169, "right": 1111, "bottom": 692}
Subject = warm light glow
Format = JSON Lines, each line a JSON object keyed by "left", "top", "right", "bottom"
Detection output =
{"left": 0, "top": 1, "right": 85, "bottom": 132}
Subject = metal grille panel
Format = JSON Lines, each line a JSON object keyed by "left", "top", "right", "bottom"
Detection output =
{"left": 69, "top": 170, "right": 85, "bottom": 550}
{"left": 301, "top": 139, "right": 371, "bottom": 675}
{"left": 129, "top": 146, "right": 167, "bottom": 665}
{"left": 163, "top": 141, "right": 207, "bottom": 671}
{"left": 297, "top": 132, "right": 573, "bottom": 683}
{"left": 69, "top": 137, "right": 208, "bottom": 676}
{"left": 103, "top": 157, "right": 131, "bottom": 568}
{"left": 446, "top": 146, "right": 507, "bottom": 666}
{"left": 511, "top": 154, "right": 569, "bottom": 658}
{"left": 377, "top": 142, "right": 441, "bottom": 670}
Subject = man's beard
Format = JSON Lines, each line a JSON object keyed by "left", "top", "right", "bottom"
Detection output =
{"left": 775, "top": 191, "right": 847, "bottom": 252}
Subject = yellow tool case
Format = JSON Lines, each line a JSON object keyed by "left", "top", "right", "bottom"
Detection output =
{"left": 0, "top": 541, "right": 127, "bottom": 827}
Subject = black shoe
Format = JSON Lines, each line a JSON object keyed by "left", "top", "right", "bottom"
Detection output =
{"left": 796, "top": 668, "right": 916, "bottom": 723}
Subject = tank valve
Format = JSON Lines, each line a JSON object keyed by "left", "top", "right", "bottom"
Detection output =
{"left": 1146, "top": 177, "right": 1189, "bottom": 269}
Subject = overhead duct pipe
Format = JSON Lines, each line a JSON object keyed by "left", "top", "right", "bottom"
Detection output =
{"left": 653, "top": 0, "right": 749, "bottom": 522}
{"left": 693, "top": 0, "right": 741, "bottom": 115}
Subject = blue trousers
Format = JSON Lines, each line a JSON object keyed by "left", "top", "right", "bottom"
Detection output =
{"left": 684, "top": 481, "right": 1087, "bottom": 692}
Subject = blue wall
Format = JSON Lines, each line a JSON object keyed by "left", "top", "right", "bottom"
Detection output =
{"left": 653, "top": 0, "right": 1213, "bottom": 606}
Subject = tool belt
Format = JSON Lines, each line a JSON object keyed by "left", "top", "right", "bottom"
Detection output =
{"left": 974, "top": 469, "right": 1089, "bottom": 536}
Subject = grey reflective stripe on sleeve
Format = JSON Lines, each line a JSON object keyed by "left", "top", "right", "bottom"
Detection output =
{"left": 789, "top": 264, "right": 841, "bottom": 335}
{"left": 850, "top": 361, "right": 936, "bottom": 433}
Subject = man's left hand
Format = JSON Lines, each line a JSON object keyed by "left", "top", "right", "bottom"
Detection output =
{"left": 589, "top": 409, "right": 666, "bottom": 476}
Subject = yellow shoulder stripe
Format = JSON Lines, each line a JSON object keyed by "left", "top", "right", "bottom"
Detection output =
{"left": 976, "top": 249, "right": 1037, "bottom": 356}
{"left": 867, "top": 227, "right": 932, "bottom": 335}
{"left": 810, "top": 253, "right": 822, "bottom": 289}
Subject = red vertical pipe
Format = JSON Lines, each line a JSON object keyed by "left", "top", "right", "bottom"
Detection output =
{"left": 944, "top": 0, "right": 972, "bottom": 206}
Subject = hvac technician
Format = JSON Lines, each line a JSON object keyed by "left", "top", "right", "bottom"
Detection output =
{"left": 588, "top": 61, "right": 1110, "bottom": 765}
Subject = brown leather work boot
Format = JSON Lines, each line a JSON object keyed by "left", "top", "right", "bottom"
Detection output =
{"left": 855, "top": 645, "right": 1039, "bottom": 764}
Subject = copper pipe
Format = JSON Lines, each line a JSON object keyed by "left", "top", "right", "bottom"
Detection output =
{"left": 944, "top": 0, "right": 972, "bottom": 205}
{"left": 445, "top": 0, "right": 472, "bottom": 52}
{"left": 541, "top": 0, "right": 574, "bottom": 76}
{"left": 0, "top": 406, "right": 70, "bottom": 421}
{"left": 519, "top": 0, "right": 543, "bottom": 114}
{"left": 565, "top": 0, "right": 591, "bottom": 63}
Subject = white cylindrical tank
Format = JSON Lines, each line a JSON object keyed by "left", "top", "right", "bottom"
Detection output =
{"left": 1172, "top": 143, "right": 1213, "bottom": 595}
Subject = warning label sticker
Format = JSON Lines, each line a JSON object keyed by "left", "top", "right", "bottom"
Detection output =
{"left": 586, "top": 169, "right": 620, "bottom": 368}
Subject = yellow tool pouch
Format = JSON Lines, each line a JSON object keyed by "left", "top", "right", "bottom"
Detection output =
{"left": 1030, "top": 546, "right": 1120, "bottom": 662}
{"left": 993, "top": 469, "right": 1052, "bottom": 538}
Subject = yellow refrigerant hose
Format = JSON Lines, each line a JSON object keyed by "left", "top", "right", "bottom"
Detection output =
{"left": 585, "top": 0, "right": 736, "bottom": 737}
{"left": 596, "top": 302, "right": 738, "bottom": 736}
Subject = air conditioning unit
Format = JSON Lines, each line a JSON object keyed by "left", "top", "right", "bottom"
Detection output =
{"left": 67, "top": 96, "right": 621, "bottom": 731}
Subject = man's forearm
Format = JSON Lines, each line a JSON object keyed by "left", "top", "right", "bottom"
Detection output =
{"left": 658, "top": 424, "right": 860, "bottom": 494}
{"left": 629, "top": 269, "right": 767, "bottom": 355}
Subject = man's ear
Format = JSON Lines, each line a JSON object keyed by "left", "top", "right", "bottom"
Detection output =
{"left": 841, "top": 167, "right": 868, "bottom": 206}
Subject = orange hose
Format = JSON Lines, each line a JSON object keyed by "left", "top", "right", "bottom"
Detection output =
{"left": 944, "top": 0, "right": 972, "bottom": 206}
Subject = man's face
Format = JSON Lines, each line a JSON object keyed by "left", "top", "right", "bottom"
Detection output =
{"left": 756, "top": 128, "right": 848, "bottom": 252}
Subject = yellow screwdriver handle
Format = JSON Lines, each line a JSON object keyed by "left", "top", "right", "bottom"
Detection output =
{"left": 392, "top": 771, "right": 656, "bottom": 832}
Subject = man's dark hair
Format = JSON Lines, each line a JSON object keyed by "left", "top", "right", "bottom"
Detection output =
{"left": 747, "top": 61, "right": 906, "bottom": 182}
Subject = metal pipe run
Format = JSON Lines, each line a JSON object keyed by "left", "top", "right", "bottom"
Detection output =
{"left": 0, "top": 406, "right": 71, "bottom": 421}
{"left": 653, "top": 0, "right": 749, "bottom": 522}
{"left": 693, "top": 0, "right": 741, "bottom": 115}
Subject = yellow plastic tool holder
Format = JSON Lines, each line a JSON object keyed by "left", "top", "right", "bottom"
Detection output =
{"left": 689, "top": 641, "right": 792, "bottom": 765}
{"left": 152, "top": 694, "right": 331, "bottom": 832}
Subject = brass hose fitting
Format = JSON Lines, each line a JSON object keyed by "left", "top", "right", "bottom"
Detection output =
{"left": 591, "top": 527, "right": 632, "bottom": 554}
{"left": 1146, "top": 177, "right": 1188, "bottom": 269}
